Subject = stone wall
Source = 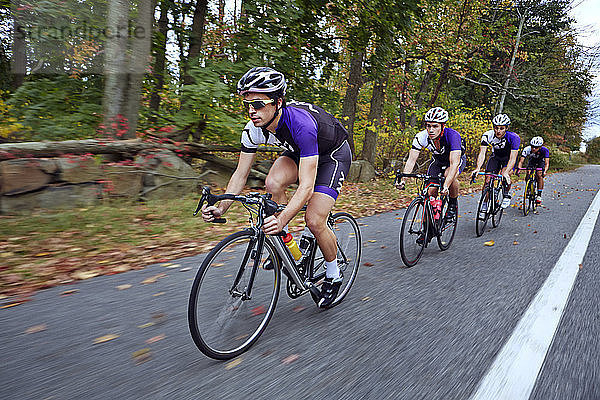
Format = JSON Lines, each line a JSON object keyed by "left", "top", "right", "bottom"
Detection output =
{"left": 0, "top": 150, "right": 201, "bottom": 214}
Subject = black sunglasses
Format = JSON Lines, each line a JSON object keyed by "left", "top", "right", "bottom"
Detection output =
{"left": 242, "top": 99, "right": 275, "bottom": 110}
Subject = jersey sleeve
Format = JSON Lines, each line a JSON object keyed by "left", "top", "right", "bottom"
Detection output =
{"left": 481, "top": 130, "right": 492, "bottom": 146}
{"left": 240, "top": 121, "right": 264, "bottom": 153}
{"left": 508, "top": 132, "right": 521, "bottom": 150}
{"left": 541, "top": 147, "right": 550, "bottom": 158}
{"left": 445, "top": 128, "right": 463, "bottom": 151}
{"left": 411, "top": 130, "right": 428, "bottom": 151}
{"left": 287, "top": 108, "right": 319, "bottom": 157}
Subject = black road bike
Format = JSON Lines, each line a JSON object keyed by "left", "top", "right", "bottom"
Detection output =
{"left": 472, "top": 172, "right": 506, "bottom": 237}
{"left": 188, "top": 187, "right": 362, "bottom": 359}
{"left": 396, "top": 172, "right": 458, "bottom": 267}
{"left": 518, "top": 167, "right": 543, "bottom": 216}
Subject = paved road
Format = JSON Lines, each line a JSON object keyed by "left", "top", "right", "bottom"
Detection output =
{"left": 2, "top": 165, "right": 599, "bottom": 400}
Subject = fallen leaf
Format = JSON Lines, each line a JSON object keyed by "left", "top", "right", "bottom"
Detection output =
{"left": 362, "top": 296, "right": 371, "bottom": 301}
{"left": 141, "top": 273, "right": 166, "bottom": 284}
{"left": 93, "top": 334, "right": 119, "bottom": 344}
{"left": 282, "top": 354, "right": 300, "bottom": 364}
{"left": 138, "top": 322, "right": 155, "bottom": 328}
{"left": 363, "top": 262, "right": 374, "bottom": 267}
{"left": 513, "top": 241, "right": 519, "bottom": 245}
{"left": 235, "top": 334, "right": 249, "bottom": 341}
{"left": 533, "top": 231, "right": 538, "bottom": 234}
{"left": 72, "top": 270, "right": 100, "bottom": 280}
{"left": 116, "top": 284, "right": 132, "bottom": 290}
{"left": 166, "top": 264, "right": 181, "bottom": 269}
{"left": 179, "top": 267, "right": 191, "bottom": 272}
{"left": 225, "top": 358, "right": 243, "bottom": 369}
{"left": 251, "top": 305, "right": 266, "bottom": 316}
{"left": 25, "top": 324, "right": 47, "bottom": 334}
{"left": 34, "top": 252, "right": 51, "bottom": 257}
{"left": 152, "top": 292, "right": 165, "bottom": 297}
{"left": 564, "top": 234, "right": 567, "bottom": 239}
{"left": 60, "top": 289, "right": 79, "bottom": 296}
{"left": 579, "top": 264, "right": 583, "bottom": 269}
{"left": 368, "top": 240, "right": 377, "bottom": 243}
{"left": 484, "top": 240, "right": 495, "bottom": 246}
{"left": 132, "top": 348, "right": 152, "bottom": 364}
{"left": 292, "top": 306, "right": 306, "bottom": 313}
{"left": 145, "top": 334, "right": 166, "bottom": 344}
{"left": 380, "top": 245, "right": 387, "bottom": 249}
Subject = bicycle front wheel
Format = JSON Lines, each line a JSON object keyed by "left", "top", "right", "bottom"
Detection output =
{"left": 188, "top": 229, "right": 280, "bottom": 360}
{"left": 523, "top": 180, "right": 532, "bottom": 216}
{"left": 531, "top": 180, "right": 538, "bottom": 212}
{"left": 476, "top": 188, "right": 490, "bottom": 237}
{"left": 399, "top": 198, "right": 428, "bottom": 267}
{"left": 437, "top": 198, "right": 457, "bottom": 251}
{"left": 492, "top": 186, "right": 503, "bottom": 227}
{"left": 311, "top": 212, "right": 362, "bottom": 307}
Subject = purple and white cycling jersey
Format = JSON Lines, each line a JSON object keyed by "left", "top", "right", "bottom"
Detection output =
{"left": 481, "top": 130, "right": 521, "bottom": 159}
{"left": 411, "top": 127, "right": 465, "bottom": 166}
{"left": 521, "top": 145, "right": 550, "bottom": 160}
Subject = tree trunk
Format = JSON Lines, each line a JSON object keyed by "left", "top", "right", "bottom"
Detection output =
{"left": 409, "top": 67, "right": 433, "bottom": 127}
{"left": 149, "top": 0, "right": 171, "bottom": 123}
{"left": 497, "top": 10, "right": 526, "bottom": 114}
{"left": 429, "top": 60, "right": 450, "bottom": 106}
{"left": 360, "top": 68, "right": 389, "bottom": 165}
{"left": 125, "top": 0, "right": 154, "bottom": 137}
{"left": 183, "top": 0, "right": 208, "bottom": 85}
{"left": 11, "top": 19, "right": 27, "bottom": 90}
{"left": 399, "top": 60, "right": 411, "bottom": 129}
{"left": 341, "top": 50, "right": 365, "bottom": 156}
{"left": 102, "top": 0, "right": 130, "bottom": 137}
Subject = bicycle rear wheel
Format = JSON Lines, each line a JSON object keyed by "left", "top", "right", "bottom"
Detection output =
{"left": 437, "top": 197, "right": 457, "bottom": 250}
{"left": 311, "top": 212, "right": 361, "bottom": 307}
{"left": 188, "top": 229, "right": 280, "bottom": 360}
{"left": 399, "top": 198, "right": 428, "bottom": 267}
{"left": 476, "top": 187, "right": 491, "bottom": 237}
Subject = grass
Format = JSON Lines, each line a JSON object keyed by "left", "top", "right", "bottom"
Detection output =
{"left": 0, "top": 165, "right": 579, "bottom": 298}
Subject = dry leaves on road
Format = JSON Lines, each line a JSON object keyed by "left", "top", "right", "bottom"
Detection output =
{"left": 93, "top": 334, "right": 119, "bottom": 344}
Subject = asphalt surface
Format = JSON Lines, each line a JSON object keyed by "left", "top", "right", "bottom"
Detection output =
{"left": 2, "top": 165, "right": 599, "bottom": 400}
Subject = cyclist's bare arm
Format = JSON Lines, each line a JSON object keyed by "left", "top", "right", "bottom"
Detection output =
{"left": 274, "top": 155, "right": 318, "bottom": 230}
{"left": 504, "top": 149, "right": 519, "bottom": 183}
{"left": 544, "top": 158, "right": 550, "bottom": 176}
{"left": 472, "top": 145, "right": 487, "bottom": 174}
{"left": 444, "top": 150, "right": 461, "bottom": 192}
{"left": 398, "top": 149, "right": 420, "bottom": 188}
{"left": 201, "top": 151, "right": 256, "bottom": 221}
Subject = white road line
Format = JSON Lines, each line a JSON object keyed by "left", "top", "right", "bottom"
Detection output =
{"left": 470, "top": 188, "right": 600, "bottom": 400}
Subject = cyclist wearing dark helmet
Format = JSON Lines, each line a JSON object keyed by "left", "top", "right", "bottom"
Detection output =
{"left": 201, "top": 67, "right": 351, "bottom": 308}
{"left": 471, "top": 113, "right": 521, "bottom": 210}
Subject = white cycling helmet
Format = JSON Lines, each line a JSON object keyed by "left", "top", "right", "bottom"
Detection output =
{"left": 530, "top": 136, "right": 544, "bottom": 147}
{"left": 492, "top": 113, "right": 511, "bottom": 126}
{"left": 237, "top": 67, "right": 287, "bottom": 96}
{"left": 424, "top": 107, "right": 449, "bottom": 123}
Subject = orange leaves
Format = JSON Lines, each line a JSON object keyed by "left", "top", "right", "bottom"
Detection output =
{"left": 484, "top": 240, "right": 495, "bottom": 246}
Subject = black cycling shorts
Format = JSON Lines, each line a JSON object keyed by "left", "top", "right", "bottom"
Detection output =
{"left": 426, "top": 155, "right": 466, "bottom": 182}
{"left": 282, "top": 140, "right": 352, "bottom": 200}
{"left": 485, "top": 156, "right": 509, "bottom": 174}
{"left": 527, "top": 158, "right": 545, "bottom": 170}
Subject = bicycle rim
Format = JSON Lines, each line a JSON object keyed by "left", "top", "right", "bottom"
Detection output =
{"left": 492, "top": 186, "right": 503, "bottom": 227}
{"left": 188, "top": 230, "right": 280, "bottom": 360}
{"left": 476, "top": 188, "right": 490, "bottom": 237}
{"left": 437, "top": 198, "right": 457, "bottom": 250}
{"left": 399, "top": 198, "right": 427, "bottom": 267}
{"left": 531, "top": 181, "right": 538, "bottom": 211}
{"left": 312, "top": 212, "right": 362, "bottom": 307}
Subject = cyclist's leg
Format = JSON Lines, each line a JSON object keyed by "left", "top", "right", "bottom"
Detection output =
{"left": 265, "top": 152, "right": 298, "bottom": 205}
{"left": 445, "top": 155, "right": 465, "bottom": 214}
{"left": 426, "top": 159, "right": 441, "bottom": 198}
{"left": 308, "top": 141, "right": 351, "bottom": 307}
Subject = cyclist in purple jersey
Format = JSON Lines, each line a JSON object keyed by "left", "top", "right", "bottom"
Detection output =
{"left": 201, "top": 67, "right": 351, "bottom": 308}
{"left": 397, "top": 107, "right": 464, "bottom": 225}
{"left": 471, "top": 113, "right": 521, "bottom": 209}
{"left": 517, "top": 136, "right": 550, "bottom": 204}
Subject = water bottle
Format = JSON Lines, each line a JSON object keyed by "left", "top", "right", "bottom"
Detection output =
{"left": 282, "top": 232, "right": 302, "bottom": 261}
{"left": 430, "top": 196, "right": 442, "bottom": 220}
{"left": 299, "top": 226, "right": 314, "bottom": 255}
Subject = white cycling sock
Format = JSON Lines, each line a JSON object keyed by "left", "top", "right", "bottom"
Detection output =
{"left": 325, "top": 259, "right": 340, "bottom": 279}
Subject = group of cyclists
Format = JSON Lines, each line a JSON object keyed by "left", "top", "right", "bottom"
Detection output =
{"left": 200, "top": 66, "right": 551, "bottom": 307}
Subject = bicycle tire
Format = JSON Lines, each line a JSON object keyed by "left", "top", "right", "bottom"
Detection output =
{"left": 188, "top": 229, "right": 280, "bottom": 360}
{"left": 523, "top": 179, "right": 532, "bottom": 216}
{"left": 476, "top": 187, "right": 490, "bottom": 237}
{"left": 399, "top": 198, "right": 428, "bottom": 267}
{"left": 531, "top": 180, "right": 538, "bottom": 212}
{"left": 310, "top": 212, "right": 362, "bottom": 307}
{"left": 492, "top": 185, "right": 503, "bottom": 228}
{"left": 437, "top": 197, "right": 457, "bottom": 251}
